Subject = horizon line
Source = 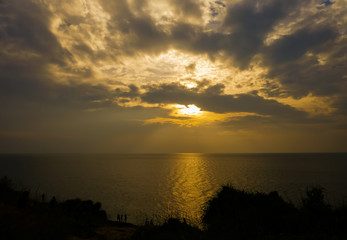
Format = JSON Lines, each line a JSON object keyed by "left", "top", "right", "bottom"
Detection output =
{"left": 1, "top": 152, "right": 346, "bottom": 155}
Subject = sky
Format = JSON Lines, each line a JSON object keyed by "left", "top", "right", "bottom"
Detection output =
{"left": 0, "top": 0, "right": 346, "bottom": 153}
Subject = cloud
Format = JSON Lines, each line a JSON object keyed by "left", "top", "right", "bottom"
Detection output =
{"left": 0, "top": 1, "right": 66, "bottom": 64}
{"left": 332, "top": 94, "right": 347, "bottom": 115}
{"left": 0, "top": 0, "right": 117, "bottom": 109}
{"left": 0, "top": 1, "right": 65, "bottom": 100}
{"left": 93, "top": 0, "right": 306, "bottom": 70}
{"left": 264, "top": 27, "right": 337, "bottom": 65}
{"left": 169, "top": 0, "right": 203, "bottom": 19}
{"left": 98, "top": 0, "right": 169, "bottom": 55}
{"left": 0, "top": 0, "right": 346, "bottom": 152}
{"left": 262, "top": 27, "right": 346, "bottom": 98}
{"left": 317, "top": 0, "right": 334, "bottom": 10}
{"left": 2, "top": 0, "right": 346, "bottom": 105}
{"left": 116, "top": 81, "right": 308, "bottom": 121}
{"left": 185, "top": 63, "right": 196, "bottom": 73}
{"left": 215, "top": 1, "right": 226, "bottom": 8}
{"left": 220, "top": 0, "right": 300, "bottom": 68}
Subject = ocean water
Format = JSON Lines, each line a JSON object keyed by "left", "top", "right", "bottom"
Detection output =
{"left": 0, "top": 153, "right": 346, "bottom": 225}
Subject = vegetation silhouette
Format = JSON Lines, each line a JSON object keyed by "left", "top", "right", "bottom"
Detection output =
{"left": 133, "top": 184, "right": 347, "bottom": 240}
{"left": 202, "top": 184, "right": 296, "bottom": 239}
{"left": 1, "top": 176, "right": 346, "bottom": 239}
{"left": 0, "top": 176, "right": 134, "bottom": 239}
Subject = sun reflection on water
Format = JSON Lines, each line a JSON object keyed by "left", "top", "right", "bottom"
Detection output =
{"left": 167, "top": 153, "right": 216, "bottom": 226}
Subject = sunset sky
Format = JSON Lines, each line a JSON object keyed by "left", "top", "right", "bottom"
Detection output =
{"left": 1, "top": 0, "right": 346, "bottom": 153}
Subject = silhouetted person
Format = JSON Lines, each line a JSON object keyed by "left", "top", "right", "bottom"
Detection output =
{"left": 150, "top": 219, "right": 153, "bottom": 225}
{"left": 41, "top": 193, "right": 45, "bottom": 202}
{"left": 117, "top": 214, "right": 120, "bottom": 222}
{"left": 124, "top": 214, "right": 127, "bottom": 223}
{"left": 145, "top": 218, "right": 149, "bottom": 225}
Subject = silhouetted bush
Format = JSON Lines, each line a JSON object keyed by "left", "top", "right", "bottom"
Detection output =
{"left": 0, "top": 177, "right": 18, "bottom": 203}
{"left": 61, "top": 199, "right": 107, "bottom": 222}
{"left": 201, "top": 184, "right": 347, "bottom": 240}
{"left": 0, "top": 176, "right": 110, "bottom": 239}
{"left": 202, "top": 184, "right": 296, "bottom": 239}
{"left": 297, "top": 186, "right": 338, "bottom": 237}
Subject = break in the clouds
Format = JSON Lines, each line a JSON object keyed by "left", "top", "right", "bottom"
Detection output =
{"left": 0, "top": 0, "right": 346, "bottom": 153}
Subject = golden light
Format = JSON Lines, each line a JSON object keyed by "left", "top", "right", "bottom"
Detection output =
{"left": 144, "top": 107, "right": 262, "bottom": 127}
{"left": 183, "top": 81, "right": 198, "bottom": 89}
{"left": 179, "top": 104, "right": 201, "bottom": 115}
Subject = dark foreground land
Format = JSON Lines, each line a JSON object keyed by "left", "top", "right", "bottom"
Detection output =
{"left": 1, "top": 177, "right": 347, "bottom": 240}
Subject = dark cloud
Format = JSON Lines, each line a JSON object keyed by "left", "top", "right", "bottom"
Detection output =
{"left": 0, "top": 1, "right": 67, "bottom": 102}
{"left": 100, "top": 0, "right": 168, "bottom": 55}
{"left": 317, "top": 0, "right": 334, "bottom": 9}
{"left": 221, "top": 0, "right": 299, "bottom": 68}
{"left": 139, "top": 82, "right": 308, "bottom": 120}
{"left": 115, "top": 84, "right": 140, "bottom": 98}
{"left": 204, "top": 83, "right": 225, "bottom": 95}
{"left": 97, "top": 0, "right": 303, "bottom": 69}
{"left": 215, "top": 1, "right": 226, "bottom": 8}
{"left": 166, "top": 0, "right": 305, "bottom": 69}
{"left": 262, "top": 28, "right": 346, "bottom": 98}
{"left": 169, "top": 22, "right": 228, "bottom": 61}
{"left": 0, "top": 0, "right": 115, "bottom": 109}
{"left": 0, "top": 60, "right": 110, "bottom": 110}
{"left": 1, "top": 0, "right": 345, "bottom": 105}
{"left": 219, "top": 114, "right": 331, "bottom": 131}
{"left": 265, "top": 57, "right": 346, "bottom": 98}
{"left": 264, "top": 27, "right": 337, "bottom": 65}
{"left": 97, "top": 0, "right": 345, "bottom": 104}
{"left": 0, "top": 1, "right": 66, "bottom": 65}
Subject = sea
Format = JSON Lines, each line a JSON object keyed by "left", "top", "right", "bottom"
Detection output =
{"left": 0, "top": 153, "right": 346, "bottom": 226}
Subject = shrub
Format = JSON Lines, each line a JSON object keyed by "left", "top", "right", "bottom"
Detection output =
{"left": 202, "top": 184, "right": 296, "bottom": 238}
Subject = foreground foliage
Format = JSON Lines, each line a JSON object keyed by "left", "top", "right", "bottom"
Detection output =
{"left": 1, "top": 176, "right": 346, "bottom": 239}
{"left": 134, "top": 184, "right": 347, "bottom": 240}
{"left": 0, "top": 176, "right": 131, "bottom": 239}
{"left": 202, "top": 184, "right": 347, "bottom": 239}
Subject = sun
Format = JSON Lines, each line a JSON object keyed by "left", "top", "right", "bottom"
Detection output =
{"left": 179, "top": 104, "right": 201, "bottom": 115}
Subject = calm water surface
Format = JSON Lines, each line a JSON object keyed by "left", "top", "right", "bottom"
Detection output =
{"left": 0, "top": 153, "right": 346, "bottom": 225}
